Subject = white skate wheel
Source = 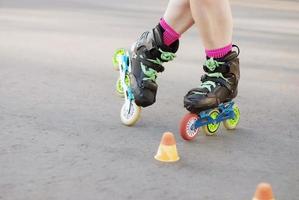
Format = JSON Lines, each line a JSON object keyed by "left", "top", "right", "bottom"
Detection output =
{"left": 120, "top": 101, "right": 141, "bottom": 126}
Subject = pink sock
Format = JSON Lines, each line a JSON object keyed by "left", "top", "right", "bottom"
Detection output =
{"left": 159, "top": 18, "right": 181, "bottom": 46}
{"left": 205, "top": 43, "right": 232, "bottom": 58}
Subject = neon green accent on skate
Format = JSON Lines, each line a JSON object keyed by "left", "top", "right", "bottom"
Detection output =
{"left": 147, "top": 58, "right": 163, "bottom": 65}
{"left": 207, "top": 111, "right": 220, "bottom": 133}
{"left": 159, "top": 49, "right": 176, "bottom": 61}
{"left": 112, "top": 48, "right": 126, "bottom": 67}
{"left": 116, "top": 78, "right": 124, "bottom": 95}
{"left": 226, "top": 105, "right": 240, "bottom": 127}
{"left": 141, "top": 49, "right": 175, "bottom": 82}
{"left": 194, "top": 81, "right": 216, "bottom": 94}
{"left": 147, "top": 49, "right": 175, "bottom": 64}
{"left": 141, "top": 64, "right": 157, "bottom": 81}
{"left": 116, "top": 75, "right": 130, "bottom": 95}
{"left": 205, "top": 58, "right": 224, "bottom": 71}
{"left": 197, "top": 58, "right": 228, "bottom": 93}
{"left": 124, "top": 75, "right": 130, "bottom": 86}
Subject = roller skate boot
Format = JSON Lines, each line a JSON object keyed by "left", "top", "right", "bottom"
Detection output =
{"left": 129, "top": 24, "right": 179, "bottom": 107}
{"left": 184, "top": 45, "right": 240, "bottom": 113}
{"left": 180, "top": 45, "right": 241, "bottom": 139}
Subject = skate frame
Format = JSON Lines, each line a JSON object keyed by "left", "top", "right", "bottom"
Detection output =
{"left": 118, "top": 53, "right": 134, "bottom": 112}
{"left": 193, "top": 101, "right": 236, "bottom": 130}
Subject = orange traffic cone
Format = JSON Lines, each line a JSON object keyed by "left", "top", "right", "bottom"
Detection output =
{"left": 154, "top": 132, "right": 180, "bottom": 162}
{"left": 253, "top": 183, "right": 275, "bottom": 200}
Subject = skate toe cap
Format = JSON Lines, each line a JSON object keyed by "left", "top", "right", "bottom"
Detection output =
{"left": 184, "top": 94, "right": 217, "bottom": 113}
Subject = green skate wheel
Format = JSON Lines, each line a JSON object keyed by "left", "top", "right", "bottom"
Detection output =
{"left": 120, "top": 102, "right": 141, "bottom": 126}
{"left": 223, "top": 104, "right": 240, "bottom": 130}
{"left": 202, "top": 109, "right": 220, "bottom": 136}
{"left": 116, "top": 77, "right": 124, "bottom": 97}
{"left": 112, "top": 48, "right": 126, "bottom": 71}
{"left": 115, "top": 75, "right": 130, "bottom": 97}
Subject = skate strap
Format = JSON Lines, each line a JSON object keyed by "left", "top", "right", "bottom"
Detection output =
{"left": 158, "top": 49, "right": 176, "bottom": 62}
{"left": 189, "top": 87, "right": 209, "bottom": 95}
{"left": 139, "top": 48, "right": 175, "bottom": 73}
{"left": 203, "top": 58, "right": 228, "bottom": 73}
{"left": 196, "top": 57, "right": 232, "bottom": 93}
{"left": 201, "top": 75, "right": 233, "bottom": 91}
{"left": 141, "top": 63, "right": 158, "bottom": 81}
{"left": 203, "top": 63, "right": 229, "bottom": 73}
{"left": 138, "top": 56, "right": 165, "bottom": 72}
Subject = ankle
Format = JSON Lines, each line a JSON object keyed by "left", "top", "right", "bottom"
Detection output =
{"left": 205, "top": 43, "right": 232, "bottom": 59}
{"left": 159, "top": 18, "right": 181, "bottom": 46}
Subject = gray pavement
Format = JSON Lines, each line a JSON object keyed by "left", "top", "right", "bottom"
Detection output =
{"left": 0, "top": 0, "right": 299, "bottom": 199}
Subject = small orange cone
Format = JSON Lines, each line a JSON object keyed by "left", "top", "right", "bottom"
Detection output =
{"left": 154, "top": 132, "right": 180, "bottom": 162}
{"left": 253, "top": 183, "right": 275, "bottom": 200}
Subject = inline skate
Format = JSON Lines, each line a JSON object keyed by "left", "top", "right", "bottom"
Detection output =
{"left": 180, "top": 46, "right": 240, "bottom": 140}
{"left": 112, "top": 24, "right": 178, "bottom": 126}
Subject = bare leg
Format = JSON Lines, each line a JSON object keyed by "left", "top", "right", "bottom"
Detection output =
{"left": 190, "top": 0, "right": 233, "bottom": 49}
{"left": 163, "top": 0, "right": 194, "bottom": 34}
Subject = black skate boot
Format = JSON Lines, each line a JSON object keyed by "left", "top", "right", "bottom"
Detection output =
{"left": 184, "top": 45, "right": 240, "bottom": 113}
{"left": 129, "top": 24, "right": 179, "bottom": 107}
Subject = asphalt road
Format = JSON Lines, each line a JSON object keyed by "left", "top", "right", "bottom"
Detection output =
{"left": 1, "top": 0, "right": 299, "bottom": 199}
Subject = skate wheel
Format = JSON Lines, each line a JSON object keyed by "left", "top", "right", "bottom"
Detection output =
{"left": 115, "top": 75, "right": 130, "bottom": 97}
{"left": 120, "top": 101, "right": 141, "bottom": 126}
{"left": 202, "top": 109, "right": 220, "bottom": 136}
{"left": 112, "top": 48, "right": 126, "bottom": 71}
{"left": 180, "top": 113, "right": 200, "bottom": 141}
{"left": 223, "top": 104, "right": 240, "bottom": 130}
{"left": 116, "top": 77, "right": 124, "bottom": 97}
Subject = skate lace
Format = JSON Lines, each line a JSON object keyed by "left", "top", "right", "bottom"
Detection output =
{"left": 141, "top": 64, "right": 158, "bottom": 81}
{"left": 195, "top": 58, "right": 228, "bottom": 93}
{"left": 159, "top": 49, "right": 176, "bottom": 62}
{"left": 143, "top": 49, "right": 176, "bottom": 81}
{"left": 147, "top": 49, "right": 176, "bottom": 65}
